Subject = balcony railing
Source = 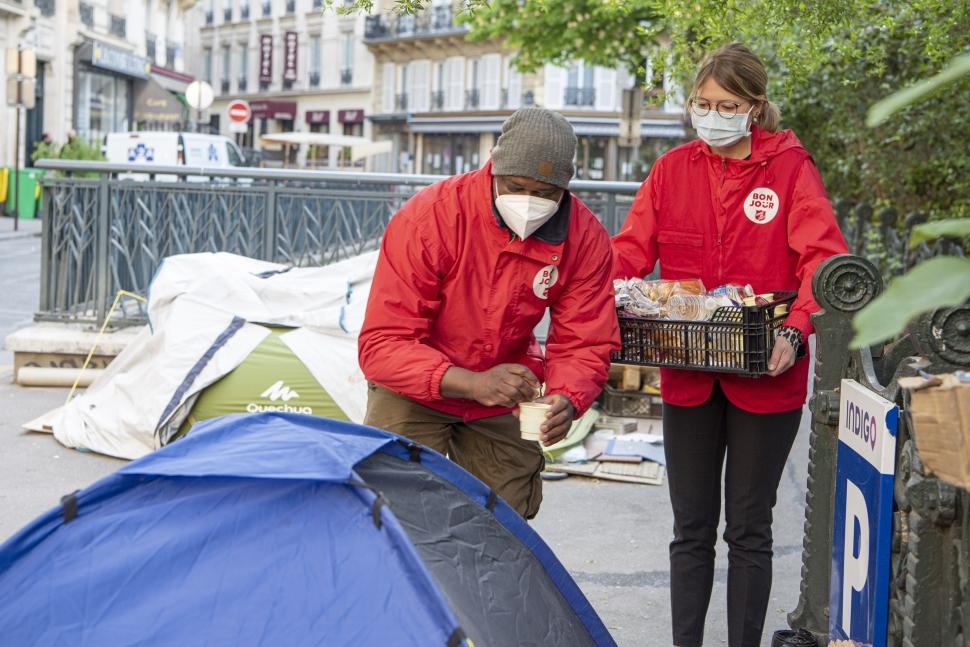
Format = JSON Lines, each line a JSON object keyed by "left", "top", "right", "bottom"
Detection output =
{"left": 565, "top": 87, "right": 596, "bottom": 107}
{"left": 364, "top": 10, "right": 467, "bottom": 41}
{"left": 465, "top": 88, "right": 480, "bottom": 110}
{"left": 340, "top": 68, "right": 352, "bottom": 86}
{"left": 431, "top": 90, "right": 444, "bottom": 111}
{"left": 80, "top": 2, "right": 94, "bottom": 28}
{"left": 221, "top": 79, "right": 230, "bottom": 93}
{"left": 395, "top": 93, "right": 408, "bottom": 112}
{"left": 309, "top": 71, "right": 320, "bottom": 87}
{"left": 223, "top": 7, "right": 232, "bottom": 21}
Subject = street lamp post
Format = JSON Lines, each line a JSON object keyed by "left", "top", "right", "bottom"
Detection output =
{"left": 5, "top": 38, "right": 36, "bottom": 232}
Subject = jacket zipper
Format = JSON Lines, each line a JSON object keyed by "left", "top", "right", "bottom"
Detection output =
{"left": 716, "top": 158, "right": 727, "bottom": 285}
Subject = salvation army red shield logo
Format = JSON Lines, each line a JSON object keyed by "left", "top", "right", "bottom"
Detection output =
{"left": 743, "top": 187, "right": 780, "bottom": 224}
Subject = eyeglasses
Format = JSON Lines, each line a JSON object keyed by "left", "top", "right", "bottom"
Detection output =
{"left": 689, "top": 98, "right": 750, "bottom": 119}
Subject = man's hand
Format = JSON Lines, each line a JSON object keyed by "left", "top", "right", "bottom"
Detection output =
{"left": 766, "top": 336, "right": 796, "bottom": 377}
{"left": 535, "top": 394, "right": 574, "bottom": 447}
{"left": 441, "top": 364, "right": 539, "bottom": 408}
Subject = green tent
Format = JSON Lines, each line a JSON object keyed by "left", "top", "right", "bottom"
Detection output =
{"left": 176, "top": 326, "right": 349, "bottom": 440}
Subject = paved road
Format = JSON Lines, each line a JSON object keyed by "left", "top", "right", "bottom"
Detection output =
{"left": 0, "top": 225, "right": 810, "bottom": 646}
{"left": 0, "top": 231, "right": 42, "bottom": 368}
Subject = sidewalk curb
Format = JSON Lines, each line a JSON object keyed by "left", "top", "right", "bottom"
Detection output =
{"left": 0, "top": 231, "right": 42, "bottom": 242}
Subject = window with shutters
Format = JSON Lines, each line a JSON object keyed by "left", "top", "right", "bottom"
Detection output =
{"left": 565, "top": 62, "right": 595, "bottom": 107}
{"left": 222, "top": 45, "right": 232, "bottom": 93}
{"left": 594, "top": 67, "right": 617, "bottom": 111}
{"left": 238, "top": 45, "right": 248, "bottom": 91}
{"left": 480, "top": 54, "right": 501, "bottom": 110}
{"left": 309, "top": 36, "right": 321, "bottom": 87}
{"left": 503, "top": 57, "right": 521, "bottom": 109}
{"left": 432, "top": 61, "right": 445, "bottom": 110}
{"left": 543, "top": 64, "right": 566, "bottom": 110}
{"left": 445, "top": 56, "right": 465, "bottom": 111}
{"left": 203, "top": 48, "right": 213, "bottom": 82}
{"left": 382, "top": 62, "right": 396, "bottom": 113}
{"left": 397, "top": 64, "right": 409, "bottom": 112}
{"left": 411, "top": 59, "right": 430, "bottom": 112}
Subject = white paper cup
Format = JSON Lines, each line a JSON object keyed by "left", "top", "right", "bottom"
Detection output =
{"left": 519, "top": 402, "right": 552, "bottom": 442}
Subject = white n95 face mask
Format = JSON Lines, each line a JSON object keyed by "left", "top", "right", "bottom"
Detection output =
{"left": 494, "top": 181, "right": 561, "bottom": 239}
{"left": 691, "top": 107, "right": 753, "bottom": 148}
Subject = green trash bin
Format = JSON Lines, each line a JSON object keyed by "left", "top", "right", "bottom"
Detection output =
{"left": 4, "top": 167, "right": 44, "bottom": 219}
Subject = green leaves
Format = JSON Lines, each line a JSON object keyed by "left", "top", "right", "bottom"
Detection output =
{"left": 867, "top": 54, "right": 970, "bottom": 127}
{"left": 850, "top": 256, "right": 970, "bottom": 348}
{"left": 909, "top": 218, "right": 970, "bottom": 248}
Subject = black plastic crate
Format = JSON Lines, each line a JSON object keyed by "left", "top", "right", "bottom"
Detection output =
{"left": 612, "top": 291, "right": 797, "bottom": 377}
{"left": 598, "top": 384, "right": 662, "bottom": 418}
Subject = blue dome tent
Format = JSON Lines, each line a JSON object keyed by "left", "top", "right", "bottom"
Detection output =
{"left": 0, "top": 413, "right": 616, "bottom": 647}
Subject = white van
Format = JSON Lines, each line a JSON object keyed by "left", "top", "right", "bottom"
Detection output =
{"left": 103, "top": 132, "right": 247, "bottom": 180}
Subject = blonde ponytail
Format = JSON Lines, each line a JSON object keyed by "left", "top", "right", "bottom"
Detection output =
{"left": 758, "top": 100, "right": 781, "bottom": 133}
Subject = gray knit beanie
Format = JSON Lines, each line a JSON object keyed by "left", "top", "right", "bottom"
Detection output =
{"left": 491, "top": 107, "right": 577, "bottom": 189}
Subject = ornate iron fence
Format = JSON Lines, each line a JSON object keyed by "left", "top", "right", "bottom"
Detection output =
{"left": 33, "top": 160, "right": 638, "bottom": 326}
{"left": 789, "top": 253, "right": 970, "bottom": 646}
{"left": 834, "top": 199, "right": 966, "bottom": 279}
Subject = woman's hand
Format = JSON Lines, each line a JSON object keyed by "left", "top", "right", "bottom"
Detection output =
{"left": 766, "top": 336, "right": 796, "bottom": 377}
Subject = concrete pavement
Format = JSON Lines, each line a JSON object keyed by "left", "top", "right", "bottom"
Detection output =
{"left": 0, "top": 228, "right": 811, "bottom": 646}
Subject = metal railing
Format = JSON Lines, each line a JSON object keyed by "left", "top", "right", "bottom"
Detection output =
{"left": 33, "top": 160, "right": 640, "bottom": 326}
{"left": 789, "top": 252, "right": 970, "bottom": 646}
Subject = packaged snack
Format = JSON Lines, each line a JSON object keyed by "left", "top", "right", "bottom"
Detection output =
{"left": 710, "top": 283, "right": 755, "bottom": 305}
{"left": 667, "top": 295, "right": 710, "bottom": 321}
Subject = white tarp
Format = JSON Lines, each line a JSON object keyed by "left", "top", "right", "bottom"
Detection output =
{"left": 42, "top": 251, "right": 377, "bottom": 460}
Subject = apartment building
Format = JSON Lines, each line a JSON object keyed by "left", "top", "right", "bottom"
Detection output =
{"left": 0, "top": 0, "right": 194, "bottom": 168}
{"left": 364, "top": 0, "right": 686, "bottom": 180}
{"left": 191, "top": 0, "right": 374, "bottom": 167}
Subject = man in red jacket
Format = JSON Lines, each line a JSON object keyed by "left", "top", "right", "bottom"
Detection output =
{"left": 359, "top": 107, "right": 619, "bottom": 519}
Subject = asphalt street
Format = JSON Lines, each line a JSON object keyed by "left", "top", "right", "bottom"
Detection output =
{"left": 0, "top": 222, "right": 811, "bottom": 646}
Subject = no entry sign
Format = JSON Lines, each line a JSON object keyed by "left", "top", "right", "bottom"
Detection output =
{"left": 227, "top": 100, "right": 252, "bottom": 124}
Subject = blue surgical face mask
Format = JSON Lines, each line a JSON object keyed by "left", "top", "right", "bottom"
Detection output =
{"left": 691, "top": 107, "right": 753, "bottom": 148}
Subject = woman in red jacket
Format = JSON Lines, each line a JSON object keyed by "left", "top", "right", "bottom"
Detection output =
{"left": 612, "top": 43, "right": 847, "bottom": 647}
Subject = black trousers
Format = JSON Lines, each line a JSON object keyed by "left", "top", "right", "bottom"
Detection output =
{"left": 663, "top": 383, "right": 801, "bottom": 647}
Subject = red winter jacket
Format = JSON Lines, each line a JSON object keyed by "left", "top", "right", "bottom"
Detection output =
{"left": 359, "top": 161, "right": 620, "bottom": 421}
{"left": 612, "top": 127, "right": 848, "bottom": 413}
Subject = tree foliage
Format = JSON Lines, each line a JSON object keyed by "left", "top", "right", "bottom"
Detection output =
{"left": 346, "top": 0, "right": 970, "bottom": 220}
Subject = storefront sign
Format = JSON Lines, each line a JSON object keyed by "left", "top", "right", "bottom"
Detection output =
{"left": 259, "top": 35, "right": 273, "bottom": 84}
{"left": 133, "top": 78, "right": 183, "bottom": 123}
{"left": 305, "top": 110, "right": 330, "bottom": 125}
{"left": 337, "top": 109, "right": 364, "bottom": 124}
{"left": 829, "top": 379, "right": 898, "bottom": 647}
{"left": 251, "top": 100, "right": 297, "bottom": 121}
{"left": 90, "top": 42, "right": 150, "bottom": 79}
{"left": 283, "top": 32, "right": 298, "bottom": 83}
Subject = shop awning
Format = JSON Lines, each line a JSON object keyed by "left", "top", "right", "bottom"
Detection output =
{"left": 259, "top": 132, "right": 393, "bottom": 160}
{"left": 150, "top": 64, "right": 194, "bottom": 93}
{"left": 133, "top": 77, "right": 184, "bottom": 123}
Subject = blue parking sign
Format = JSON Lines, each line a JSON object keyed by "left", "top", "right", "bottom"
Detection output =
{"left": 830, "top": 379, "right": 898, "bottom": 647}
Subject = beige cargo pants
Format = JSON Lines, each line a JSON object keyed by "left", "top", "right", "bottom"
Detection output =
{"left": 364, "top": 384, "right": 544, "bottom": 519}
